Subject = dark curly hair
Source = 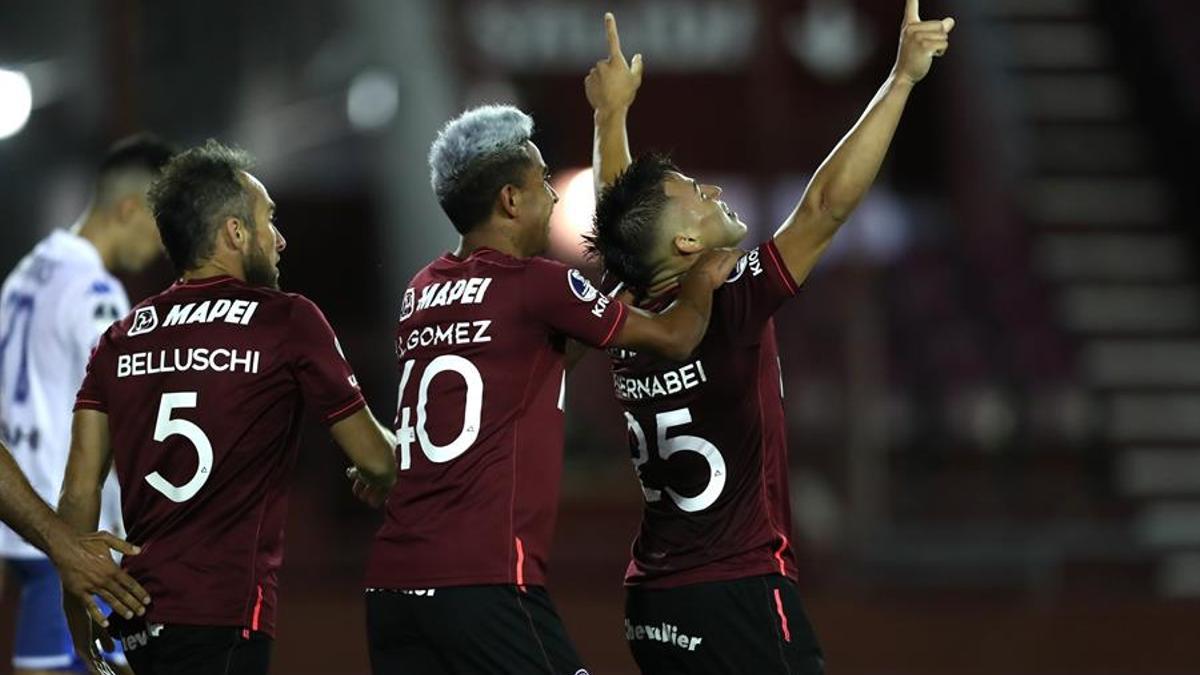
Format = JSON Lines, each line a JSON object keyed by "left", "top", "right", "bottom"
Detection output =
{"left": 147, "top": 139, "right": 255, "bottom": 272}
{"left": 583, "top": 153, "right": 678, "bottom": 290}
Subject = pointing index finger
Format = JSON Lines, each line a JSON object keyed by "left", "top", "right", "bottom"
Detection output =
{"left": 605, "top": 12, "right": 624, "bottom": 60}
{"left": 905, "top": 0, "right": 920, "bottom": 24}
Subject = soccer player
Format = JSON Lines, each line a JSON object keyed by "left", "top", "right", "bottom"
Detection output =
{"left": 56, "top": 140, "right": 398, "bottom": 675}
{"left": 0, "top": 439, "right": 151, "bottom": 627}
{"left": 362, "top": 105, "right": 740, "bottom": 675}
{"left": 584, "top": 5, "right": 953, "bottom": 673}
{"left": 0, "top": 133, "right": 174, "bottom": 675}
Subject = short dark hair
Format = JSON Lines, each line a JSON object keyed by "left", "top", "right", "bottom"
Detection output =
{"left": 438, "top": 152, "right": 533, "bottom": 234}
{"left": 93, "top": 133, "right": 176, "bottom": 205}
{"left": 584, "top": 153, "right": 678, "bottom": 290}
{"left": 147, "top": 139, "right": 255, "bottom": 272}
{"left": 98, "top": 132, "right": 176, "bottom": 177}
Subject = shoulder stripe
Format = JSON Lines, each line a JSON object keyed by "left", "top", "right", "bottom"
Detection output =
{"left": 599, "top": 301, "right": 627, "bottom": 348}
{"left": 763, "top": 241, "right": 799, "bottom": 296}
{"left": 324, "top": 395, "right": 366, "bottom": 423}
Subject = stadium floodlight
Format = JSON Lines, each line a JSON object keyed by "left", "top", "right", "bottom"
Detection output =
{"left": 558, "top": 167, "right": 595, "bottom": 236}
{"left": 546, "top": 167, "right": 596, "bottom": 260}
{"left": 347, "top": 69, "right": 399, "bottom": 131}
{"left": 0, "top": 68, "right": 32, "bottom": 140}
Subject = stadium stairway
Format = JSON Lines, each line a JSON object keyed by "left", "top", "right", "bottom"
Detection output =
{"left": 984, "top": 0, "right": 1200, "bottom": 597}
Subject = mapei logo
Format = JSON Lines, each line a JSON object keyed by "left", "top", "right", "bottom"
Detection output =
{"left": 399, "top": 288, "right": 415, "bottom": 322}
{"left": 127, "top": 306, "right": 159, "bottom": 337}
{"left": 567, "top": 268, "right": 598, "bottom": 302}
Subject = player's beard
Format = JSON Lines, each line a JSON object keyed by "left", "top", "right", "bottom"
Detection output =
{"left": 243, "top": 230, "right": 279, "bottom": 289}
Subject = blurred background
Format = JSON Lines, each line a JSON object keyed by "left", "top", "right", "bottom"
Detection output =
{"left": 2, "top": 0, "right": 1199, "bottom": 673}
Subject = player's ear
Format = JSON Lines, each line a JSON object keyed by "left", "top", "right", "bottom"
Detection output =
{"left": 115, "top": 195, "right": 141, "bottom": 224}
{"left": 498, "top": 183, "right": 521, "bottom": 219}
{"left": 220, "top": 217, "right": 244, "bottom": 251}
{"left": 673, "top": 233, "right": 704, "bottom": 255}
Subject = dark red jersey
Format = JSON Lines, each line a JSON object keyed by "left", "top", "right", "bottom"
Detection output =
{"left": 366, "top": 248, "right": 627, "bottom": 590}
{"left": 75, "top": 276, "right": 365, "bottom": 636}
{"left": 609, "top": 240, "right": 800, "bottom": 588}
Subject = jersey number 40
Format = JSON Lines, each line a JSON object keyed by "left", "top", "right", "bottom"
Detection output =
{"left": 395, "top": 355, "right": 483, "bottom": 470}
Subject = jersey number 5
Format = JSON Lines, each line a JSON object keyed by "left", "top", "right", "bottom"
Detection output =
{"left": 626, "top": 408, "right": 726, "bottom": 512}
{"left": 147, "top": 392, "right": 213, "bottom": 503}
{"left": 395, "top": 355, "right": 484, "bottom": 470}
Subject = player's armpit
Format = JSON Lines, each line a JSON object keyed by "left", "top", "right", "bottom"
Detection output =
{"left": 565, "top": 339, "right": 588, "bottom": 371}
{"left": 771, "top": 202, "right": 842, "bottom": 288}
{"left": 330, "top": 408, "right": 398, "bottom": 490}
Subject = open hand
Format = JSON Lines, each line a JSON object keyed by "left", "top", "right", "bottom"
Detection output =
{"left": 53, "top": 530, "right": 149, "bottom": 626}
{"left": 684, "top": 248, "right": 745, "bottom": 291}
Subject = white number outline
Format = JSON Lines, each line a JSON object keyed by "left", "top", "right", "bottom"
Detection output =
{"left": 397, "top": 355, "right": 484, "bottom": 470}
{"left": 146, "top": 392, "right": 213, "bottom": 503}
{"left": 626, "top": 407, "right": 726, "bottom": 512}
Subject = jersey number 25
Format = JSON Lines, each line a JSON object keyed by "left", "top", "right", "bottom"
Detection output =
{"left": 626, "top": 408, "right": 726, "bottom": 512}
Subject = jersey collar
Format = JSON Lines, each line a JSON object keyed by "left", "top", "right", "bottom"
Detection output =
{"left": 174, "top": 275, "right": 240, "bottom": 289}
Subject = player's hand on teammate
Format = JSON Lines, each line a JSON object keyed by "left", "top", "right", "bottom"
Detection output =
{"left": 585, "top": 12, "right": 644, "bottom": 113}
{"left": 52, "top": 529, "right": 150, "bottom": 624}
{"left": 347, "top": 466, "right": 389, "bottom": 508}
{"left": 893, "top": 0, "right": 955, "bottom": 85}
{"left": 682, "top": 248, "right": 745, "bottom": 291}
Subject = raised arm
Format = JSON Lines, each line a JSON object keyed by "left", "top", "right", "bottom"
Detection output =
{"left": 773, "top": 0, "right": 954, "bottom": 286}
{"left": 586, "top": 12, "right": 643, "bottom": 194}
{"left": 608, "top": 248, "right": 741, "bottom": 361}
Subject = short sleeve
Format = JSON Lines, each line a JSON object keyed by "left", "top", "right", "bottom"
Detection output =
{"left": 522, "top": 258, "right": 628, "bottom": 349}
{"left": 74, "top": 329, "right": 116, "bottom": 413}
{"left": 716, "top": 240, "right": 799, "bottom": 336}
{"left": 60, "top": 277, "right": 130, "bottom": 360}
{"left": 286, "top": 296, "right": 367, "bottom": 425}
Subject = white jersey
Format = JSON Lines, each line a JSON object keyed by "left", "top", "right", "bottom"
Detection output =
{"left": 0, "top": 230, "right": 129, "bottom": 559}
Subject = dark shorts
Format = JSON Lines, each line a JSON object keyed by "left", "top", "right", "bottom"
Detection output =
{"left": 107, "top": 615, "right": 271, "bottom": 675}
{"left": 365, "top": 585, "right": 589, "bottom": 675}
{"left": 625, "top": 574, "right": 824, "bottom": 675}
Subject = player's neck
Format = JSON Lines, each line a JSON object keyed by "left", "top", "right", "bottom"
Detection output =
{"left": 73, "top": 209, "right": 120, "bottom": 272}
{"left": 456, "top": 229, "right": 524, "bottom": 259}
{"left": 644, "top": 255, "right": 695, "bottom": 299}
{"left": 182, "top": 259, "right": 245, "bottom": 283}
